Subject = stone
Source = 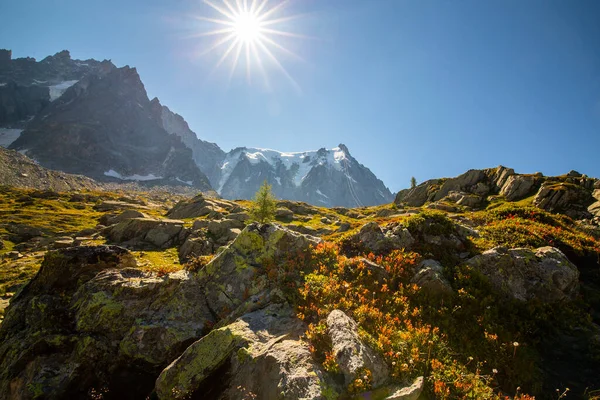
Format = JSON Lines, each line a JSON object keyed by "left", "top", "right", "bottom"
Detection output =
{"left": 411, "top": 259, "right": 453, "bottom": 297}
{"left": 167, "top": 194, "right": 242, "bottom": 219}
{"left": 0, "top": 246, "right": 213, "bottom": 399}
{"left": 444, "top": 191, "right": 484, "bottom": 208}
{"left": 156, "top": 304, "right": 329, "bottom": 400}
{"left": 500, "top": 174, "right": 538, "bottom": 201}
{"left": 465, "top": 246, "right": 579, "bottom": 303}
{"left": 178, "top": 235, "right": 213, "bottom": 262}
{"left": 4, "top": 251, "right": 22, "bottom": 260}
{"left": 52, "top": 237, "right": 74, "bottom": 249}
{"left": 5, "top": 223, "right": 43, "bottom": 243}
{"left": 276, "top": 200, "right": 316, "bottom": 215}
{"left": 275, "top": 207, "right": 294, "bottom": 221}
{"left": 351, "top": 221, "right": 414, "bottom": 254}
{"left": 200, "top": 223, "right": 321, "bottom": 320}
{"left": 395, "top": 179, "right": 442, "bottom": 207}
{"left": 337, "top": 222, "right": 351, "bottom": 233}
{"left": 386, "top": 376, "right": 425, "bottom": 400}
{"left": 533, "top": 182, "right": 595, "bottom": 218}
{"left": 105, "top": 217, "right": 189, "bottom": 249}
{"left": 589, "top": 201, "right": 600, "bottom": 218}
{"left": 327, "top": 309, "right": 388, "bottom": 387}
{"left": 98, "top": 209, "right": 147, "bottom": 226}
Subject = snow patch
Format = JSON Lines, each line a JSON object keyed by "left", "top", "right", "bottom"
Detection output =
{"left": 104, "top": 170, "right": 163, "bottom": 181}
{"left": 275, "top": 177, "right": 281, "bottom": 185}
{"left": 49, "top": 80, "right": 79, "bottom": 101}
{"left": 0, "top": 128, "right": 23, "bottom": 148}
{"left": 0, "top": 83, "right": 6, "bottom": 87}
{"left": 176, "top": 177, "right": 193, "bottom": 186}
{"left": 316, "top": 189, "right": 329, "bottom": 199}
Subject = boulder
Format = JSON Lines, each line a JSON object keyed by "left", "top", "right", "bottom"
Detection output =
{"left": 385, "top": 376, "right": 425, "bottom": 400}
{"left": 465, "top": 246, "right": 579, "bottom": 303}
{"left": 395, "top": 179, "right": 442, "bottom": 207}
{"left": 167, "top": 194, "right": 242, "bottom": 219}
{"left": 178, "top": 235, "right": 214, "bottom": 262}
{"left": 433, "top": 169, "right": 488, "bottom": 201}
{"left": 5, "top": 223, "right": 43, "bottom": 243}
{"left": 52, "top": 237, "right": 74, "bottom": 249}
{"left": 411, "top": 259, "right": 453, "bottom": 297}
{"left": 444, "top": 191, "right": 484, "bottom": 208}
{"left": 351, "top": 222, "right": 414, "bottom": 255}
{"left": 326, "top": 309, "right": 388, "bottom": 387}
{"left": 593, "top": 189, "right": 600, "bottom": 202}
{"left": 275, "top": 207, "right": 294, "bottom": 221}
{"left": 98, "top": 209, "right": 147, "bottom": 226}
{"left": 589, "top": 201, "right": 600, "bottom": 218}
{"left": 0, "top": 246, "right": 213, "bottom": 400}
{"left": 199, "top": 223, "right": 321, "bottom": 320}
{"left": 105, "top": 217, "right": 189, "bottom": 249}
{"left": 500, "top": 174, "right": 538, "bottom": 201}
{"left": 534, "top": 182, "right": 596, "bottom": 219}
{"left": 276, "top": 200, "right": 316, "bottom": 215}
{"left": 156, "top": 304, "right": 330, "bottom": 400}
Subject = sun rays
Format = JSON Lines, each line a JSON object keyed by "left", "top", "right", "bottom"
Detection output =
{"left": 193, "top": 0, "right": 309, "bottom": 90}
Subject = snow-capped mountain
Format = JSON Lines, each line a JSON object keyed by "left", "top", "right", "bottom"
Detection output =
{"left": 2, "top": 50, "right": 212, "bottom": 190}
{"left": 1, "top": 49, "right": 394, "bottom": 206}
{"left": 215, "top": 144, "right": 394, "bottom": 207}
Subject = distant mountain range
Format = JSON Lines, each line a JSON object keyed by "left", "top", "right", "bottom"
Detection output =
{"left": 0, "top": 49, "right": 393, "bottom": 207}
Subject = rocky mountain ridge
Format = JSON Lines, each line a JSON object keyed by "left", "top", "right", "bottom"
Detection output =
{"left": 396, "top": 166, "right": 600, "bottom": 221}
{"left": 215, "top": 144, "right": 394, "bottom": 207}
{"left": 1, "top": 50, "right": 212, "bottom": 191}
{"left": 1, "top": 49, "right": 393, "bottom": 207}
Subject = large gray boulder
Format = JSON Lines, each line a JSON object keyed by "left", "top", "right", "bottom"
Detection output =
{"left": 465, "top": 246, "right": 579, "bottom": 303}
{"left": 155, "top": 304, "right": 330, "bottom": 400}
{"left": 105, "top": 217, "right": 189, "bottom": 249}
{"left": 167, "top": 194, "right": 242, "bottom": 219}
{"left": 395, "top": 179, "right": 442, "bottom": 207}
{"left": 350, "top": 221, "right": 414, "bottom": 254}
{"left": 500, "top": 174, "right": 538, "bottom": 201}
{"left": 199, "top": 223, "right": 321, "bottom": 321}
{"left": 326, "top": 310, "right": 389, "bottom": 387}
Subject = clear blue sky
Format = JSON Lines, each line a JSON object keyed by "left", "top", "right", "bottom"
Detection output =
{"left": 2, "top": 0, "right": 599, "bottom": 192}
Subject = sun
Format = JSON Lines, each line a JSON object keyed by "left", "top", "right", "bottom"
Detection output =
{"left": 193, "top": 0, "right": 309, "bottom": 89}
{"left": 233, "top": 11, "right": 261, "bottom": 43}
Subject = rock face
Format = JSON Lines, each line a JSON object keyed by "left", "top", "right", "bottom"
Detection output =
{"left": 216, "top": 144, "right": 394, "bottom": 207}
{"left": 9, "top": 65, "right": 212, "bottom": 191}
{"left": 156, "top": 304, "right": 328, "bottom": 400}
{"left": 326, "top": 310, "right": 389, "bottom": 387}
{"left": 0, "top": 223, "right": 325, "bottom": 399}
{"left": 533, "top": 182, "right": 595, "bottom": 219}
{"left": 152, "top": 99, "right": 225, "bottom": 187}
{"left": 500, "top": 174, "right": 539, "bottom": 201}
{"left": 0, "top": 50, "right": 112, "bottom": 125}
{"left": 465, "top": 246, "right": 580, "bottom": 302}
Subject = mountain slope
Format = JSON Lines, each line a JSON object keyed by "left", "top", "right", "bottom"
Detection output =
{"left": 8, "top": 63, "right": 212, "bottom": 191}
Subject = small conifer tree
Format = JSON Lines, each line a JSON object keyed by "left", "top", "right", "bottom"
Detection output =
{"left": 249, "top": 180, "right": 277, "bottom": 223}
{"left": 410, "top": 176, "right": 417, "bottom": 189}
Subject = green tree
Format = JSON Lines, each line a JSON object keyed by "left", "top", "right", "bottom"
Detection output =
{"left": 410, "top": 176, "right": 417, "bottom": 189}
{"left": 249, "top": 180, "right": 277, "bottom": 223}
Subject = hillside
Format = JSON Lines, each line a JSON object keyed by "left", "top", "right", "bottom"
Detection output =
{"left": 0, "top": 166, "right": 598, "bottom": 399}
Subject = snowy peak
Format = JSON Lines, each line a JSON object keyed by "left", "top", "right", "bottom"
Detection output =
{"left": 217, "top": 144, "right": 393, "bottom": 207}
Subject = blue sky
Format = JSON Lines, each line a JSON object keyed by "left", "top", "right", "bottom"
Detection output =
{"left": 2, "top": 0, "right": 599, "bottom": 192}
